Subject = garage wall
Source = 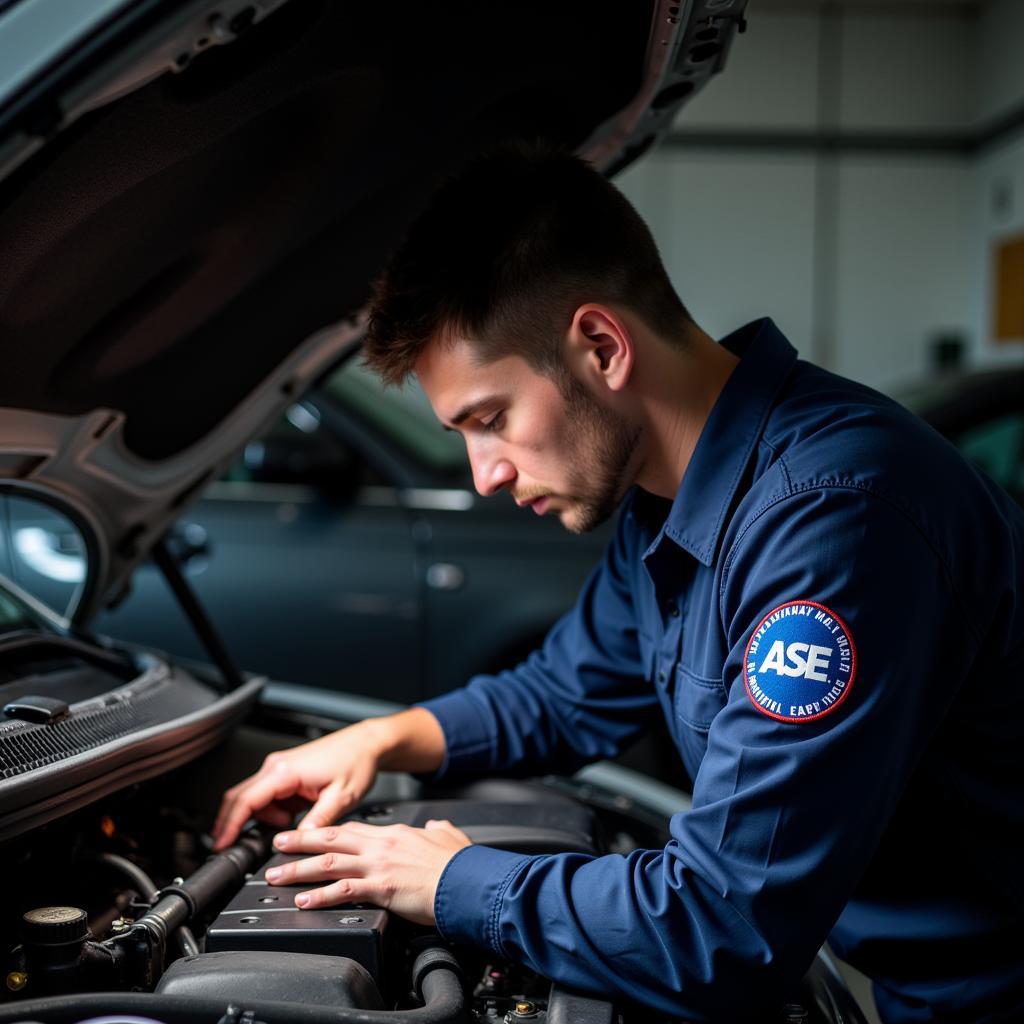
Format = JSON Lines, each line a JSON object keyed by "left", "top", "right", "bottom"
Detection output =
{"left": 968, "top": 0, "right": 1024, "bottom": 366}
{"left": 831, "top": 157, "right": 972, "bottom": 385}
{"left": 618, "top": 0, "right": 1023, "bottom": 392}
{"left": 617, "top": 149, "right": 819, "bottom": 354}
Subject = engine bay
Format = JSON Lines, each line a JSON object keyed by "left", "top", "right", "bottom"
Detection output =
{"left": 0, "top": 712, "right": 869, "bottom": 1024}
{"left": 0, "top": 742, "right": 638, "bottom": 1023}
{"left": 0, "top": 614, "right": 868, "bottom": 1024}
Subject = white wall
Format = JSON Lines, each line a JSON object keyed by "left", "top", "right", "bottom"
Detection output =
{"left": 837, "top": 10, "right": 975, "bottom": 132}
{"left": 679, "top": 11, "right": 820, "bottom": 130}
{"left": 617, "top": 149, "right": 817, "bottom": 351}
{"left": 833, "top": 157, "right": 973, "bottom": 383}
{"left": 618, "top": 0, "right": 1023, "bottom": 391}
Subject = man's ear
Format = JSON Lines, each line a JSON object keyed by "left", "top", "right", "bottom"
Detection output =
{"left": 566, "top": 304, "right": 634, "bottom": 392}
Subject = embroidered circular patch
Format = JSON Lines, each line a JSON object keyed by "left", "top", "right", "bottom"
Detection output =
{"left": 743, "top": 600, "right": 857, "bottom": 723}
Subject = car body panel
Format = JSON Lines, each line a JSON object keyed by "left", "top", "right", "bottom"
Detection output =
{"left": 0, "top": 0, "right": 748, "bottom": 624}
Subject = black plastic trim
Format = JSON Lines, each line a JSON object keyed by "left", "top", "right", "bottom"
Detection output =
{"left": 0, "top": 672, "right": 262, "bottom": 840}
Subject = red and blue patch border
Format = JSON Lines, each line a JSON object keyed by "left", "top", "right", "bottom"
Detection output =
{"left": 742, "top": 599, "right": 858, "bottom": 724}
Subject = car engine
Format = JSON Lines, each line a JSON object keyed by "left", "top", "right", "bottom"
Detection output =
{"left": 0, "top": 637, "right": 868, "bottom": 1024}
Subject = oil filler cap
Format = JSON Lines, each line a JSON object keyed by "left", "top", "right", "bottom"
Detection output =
{"left": 22, "top": 906, "right": 88, "bottom": 946}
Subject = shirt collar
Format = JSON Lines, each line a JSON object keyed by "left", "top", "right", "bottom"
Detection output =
{"left": 640, "top": 317, "right": 798, "bottom": 568}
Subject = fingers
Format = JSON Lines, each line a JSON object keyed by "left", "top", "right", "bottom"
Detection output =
{"left": 213, "top": 763, "right": 303, "bottom": 850}
{"left": 300, "top": 779, "right": 358, "bottom": 831}
{"left": 263, "top": 820, "right": 465, "bottom": 925}
{"left": 273, "top": 825, "right": 362, "bottom": 855}
{"left": 212, "top": 778, "right": 252, "bottom": 846}
{"left": 293, "top": 878, "right": 372, "bottom": 910}
{"left": 265, "top": 850, "right": 362, "bottom": 886}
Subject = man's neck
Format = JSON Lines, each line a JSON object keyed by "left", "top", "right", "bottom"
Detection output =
{"left": 631, "top": 328, "right": 739, "bottom": 500}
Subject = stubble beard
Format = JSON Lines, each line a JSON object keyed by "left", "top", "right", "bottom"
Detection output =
{"left": 558, "top": 376, "right": 641, "bottom": 535}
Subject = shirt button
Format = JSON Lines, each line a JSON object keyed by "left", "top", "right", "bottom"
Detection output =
{"left": 669, "top": 604, "right": 680, "bottom": 617}
{"left": 658, "top": 670, "right": 666, "bottom": 683}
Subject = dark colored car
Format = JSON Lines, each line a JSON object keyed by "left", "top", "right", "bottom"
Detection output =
{"left": 90, "top": 354, "right": 613, "bottom": 703}
{"left": 4, "top": 2, "right": 872, "bottom": 1023}
{"left": 895, "top": 366, "right": 1024, "bottom": 508}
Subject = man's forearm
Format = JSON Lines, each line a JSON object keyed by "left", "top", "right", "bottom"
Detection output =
{"left": 362, "top": 706, "right": 447, "bottom": 774}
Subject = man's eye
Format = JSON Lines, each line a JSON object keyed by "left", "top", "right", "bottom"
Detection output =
{"left": 482, "top": 412, "right": 505, "bottom": 433}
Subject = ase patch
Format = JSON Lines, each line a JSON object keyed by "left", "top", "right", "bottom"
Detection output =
{"left": 743, "top": 600, "right": 857, "bottom": 724}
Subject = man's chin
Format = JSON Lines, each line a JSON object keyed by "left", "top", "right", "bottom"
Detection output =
{"left": 558, "top": 500, "right": 616, "bottom": 536}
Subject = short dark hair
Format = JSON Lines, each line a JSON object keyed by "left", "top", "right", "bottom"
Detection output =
{"left": 363, "top": 144, "right": 693, "bottom": 386}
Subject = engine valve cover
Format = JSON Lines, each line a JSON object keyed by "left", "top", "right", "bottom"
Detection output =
{"left": 205, "top": 859, "right": 388, "bottom": 982}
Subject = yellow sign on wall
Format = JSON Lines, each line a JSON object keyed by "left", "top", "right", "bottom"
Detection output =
{"left": 994, "top": 234, "right": 1024, "bottom": 342}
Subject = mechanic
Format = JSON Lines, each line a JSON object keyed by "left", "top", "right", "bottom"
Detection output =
{"left": 213, "top": 147, "right": 1024, "bottom": 1023}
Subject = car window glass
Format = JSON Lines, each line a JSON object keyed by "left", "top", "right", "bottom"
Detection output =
{"left": 219, "top": 402, "right": 375, "bottom": 490}
{"left": 0, "top": 495, "right": 86, "bottom": 618}
{"left": 954, "top": 411, "right": 1024, "bottom": 501}
{"left": 0, "top": 585, "right": 42, "bottom": 636}
{"left": 323, "top": 358, "right": 468, "bottom": 475}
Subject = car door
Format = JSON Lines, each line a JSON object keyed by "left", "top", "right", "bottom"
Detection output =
{"left": 94, "top": 404, "right": 423, "bottom": 702}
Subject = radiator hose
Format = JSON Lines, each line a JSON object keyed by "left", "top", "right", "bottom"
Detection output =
{"left": 0, "top": 943, "right": 466, "bottom": 1023}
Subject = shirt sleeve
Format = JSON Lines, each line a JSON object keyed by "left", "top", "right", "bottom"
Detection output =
{"left": 417, "top": 495, "right": 661, "bottom": 779}
{"left": 432, "top": 486, "right": 978, "bottom": 1019}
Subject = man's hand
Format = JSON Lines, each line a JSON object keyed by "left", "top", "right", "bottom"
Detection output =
{"left": 212, "top": 708, "right": 446, "bottom": 851}
{"left": 265, "top": 819, "right": 472, "bottom": 924}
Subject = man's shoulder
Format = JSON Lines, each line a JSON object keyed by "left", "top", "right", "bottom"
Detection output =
{"left": 726, "top": 361, "right": 1021, "bottom": 594}
{"left": 755, "top": 363, "right": 964, "bottom": 515}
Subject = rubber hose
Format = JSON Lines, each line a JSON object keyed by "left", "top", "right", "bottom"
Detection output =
{"left": 127, "top": 831, "right": 267, "bottom": 960}
{"left": 0, "top": 963, "right": 465, "bottom": 1023}
{"left": 95, "top": 852, "right": 200, "bottom": 958}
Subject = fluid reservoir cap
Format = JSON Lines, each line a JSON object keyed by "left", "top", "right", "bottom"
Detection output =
{"left": 22, "top": 906, "right": 88, "bottom": 946}
{"left": 4, "top": 695, "right": 70, "bottom": 724}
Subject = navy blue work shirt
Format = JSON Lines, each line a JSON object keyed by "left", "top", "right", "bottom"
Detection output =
{"left": 419, "top": 319, "right": 1024, "bottom": 1023}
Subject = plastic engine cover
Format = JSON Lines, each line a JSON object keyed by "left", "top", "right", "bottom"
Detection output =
{"left": 349, "top": 798, "right": 601, "bottom": 855}
{"left": 205, "top": 868, "right": 389, "bottom": 981}
{"left": 156, "top": 950, "right": 383, "bottom": 1009}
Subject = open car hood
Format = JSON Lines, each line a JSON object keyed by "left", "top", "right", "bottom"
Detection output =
{"left": 0, "top": 0, "right": 748, "bottom": 624}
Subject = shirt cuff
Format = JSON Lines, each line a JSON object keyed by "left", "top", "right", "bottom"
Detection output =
{"left": 433, "top": 843, "right": 534, "bottom": 955}
{"left": 416, "top": 688, "right": 498, "bottom": 780}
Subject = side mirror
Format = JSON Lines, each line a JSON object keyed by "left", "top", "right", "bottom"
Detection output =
{"left": 0, "top": 494, "right": 87, "bottom": 619}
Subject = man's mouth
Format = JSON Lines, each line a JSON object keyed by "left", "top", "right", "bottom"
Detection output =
{"left": 516, "top": 495, "right": 550, "bottom": 514}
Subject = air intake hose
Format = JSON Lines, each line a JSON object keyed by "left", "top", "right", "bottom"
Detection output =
{"left": 0, "top": 943, "right": 466, "bottom": 1023}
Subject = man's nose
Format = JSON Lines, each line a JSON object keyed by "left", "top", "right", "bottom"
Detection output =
{"left": 468, "top": 445, "right": 516, "bottom": 497}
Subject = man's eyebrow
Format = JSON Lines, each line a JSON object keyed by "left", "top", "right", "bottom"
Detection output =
{"left": 442, "top": 397, "right": 501, "bottom": 431}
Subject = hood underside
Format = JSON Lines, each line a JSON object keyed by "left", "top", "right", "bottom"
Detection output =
{"left": 0, "top": 0, "right": 747, "bottom": 622}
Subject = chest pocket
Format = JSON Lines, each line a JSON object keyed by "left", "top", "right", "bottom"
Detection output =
{"left": 674, "top": 664, "right": 727, "bottom": 733}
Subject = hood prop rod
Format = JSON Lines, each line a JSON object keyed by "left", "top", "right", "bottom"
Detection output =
{"left": 151, "top": 536, "right": 244, "bottom": 692}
